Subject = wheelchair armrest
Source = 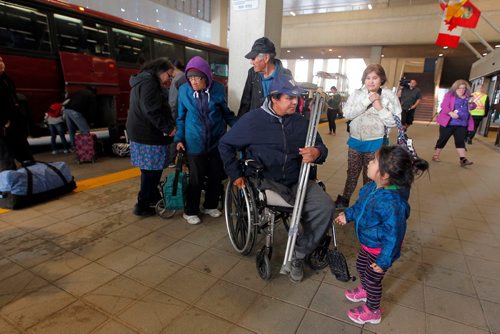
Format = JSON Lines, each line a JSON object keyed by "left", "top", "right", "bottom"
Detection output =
{"left": 244, "top": 159, "right": 264, "bottom": 173}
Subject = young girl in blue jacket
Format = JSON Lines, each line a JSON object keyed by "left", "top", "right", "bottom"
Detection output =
{"left": 335, "top": 145, "right": 428, "bottom": 325}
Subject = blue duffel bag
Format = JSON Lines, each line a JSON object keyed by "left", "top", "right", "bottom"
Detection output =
{"left": 0, "top": 161, "right": 77, "bottom": 209}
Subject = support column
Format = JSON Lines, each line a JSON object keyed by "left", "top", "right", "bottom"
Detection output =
{"left": 211, "top": 0, "right": 229, "bottom": 47}
{"left": 307, "top": 59, "right": 314, "bottom": 83}
{"left": 370, "top": 46, "right": 383, "bottom": 65}
{"left": 287, "top": 59, "right": 297, "bottom": 77}
{"left": 228, "top": 0, "right": 284, "bottom": 112}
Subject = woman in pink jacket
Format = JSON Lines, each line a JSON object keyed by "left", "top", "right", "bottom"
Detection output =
{"left": 433, "top": 79, "right": 475, "bottom": 167}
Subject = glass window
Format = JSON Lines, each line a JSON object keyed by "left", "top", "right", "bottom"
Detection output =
{"left": 0, "top": 1, "right": 51, "bottom": 52}
{"left": 294, "top": 59, "right": 309, "bottom": 83}
{"left": 112, "top": 28, "right": 151, "bottom": 65}
{"left": 154, "top": 39, "right": 184, "bottom": 62}
{"left": 209, "top": 52, "right": 228, "bottom": 77}
{"left": 185, "top": 46, "right": 207, "bottom": 63}
{"left": 54, "top": 14, "right": 110, "bottom": 56}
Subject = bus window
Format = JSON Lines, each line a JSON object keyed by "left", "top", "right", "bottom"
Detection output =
{"left": 209, "top": 52, "right": 228, "bottom": 78}
{"left": 0, "top": 1, "right": 51, "bottom": 52}
{"left": 154, "top": 38, "right": 185, "bottom": 62}
{"left": 185, "top": 46, "right": 207, "bottom": 62}
{"left": 54, "top": 14, "right": 110, "bottom": 56}
{"left": 112, "top": 28, "right": 151, "bottom": 65}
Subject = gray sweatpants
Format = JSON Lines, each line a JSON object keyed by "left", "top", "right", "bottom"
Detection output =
{"left": 293, "top": 180, "right": 335, "bottom": 259}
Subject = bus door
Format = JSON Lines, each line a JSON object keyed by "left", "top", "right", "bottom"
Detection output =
{"left": 59, "top": 51, "right": 119, "bottom": 127}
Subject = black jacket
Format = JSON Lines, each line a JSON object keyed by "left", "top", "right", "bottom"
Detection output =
{"left": 65, "top": 88, "right": 96, "bottom": 121}
{"left": 219, "top": 99, "right": 327, "bottom": 187}
{"left": 126, "top": 71, "right": 175, "bottom": 145}
{"left": 0, "top": 72, "right": 17, "bottom": 131}
{"left": 237, "top": 59, "right": 292, "bottom": 118}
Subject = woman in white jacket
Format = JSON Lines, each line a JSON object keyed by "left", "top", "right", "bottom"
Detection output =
{"left": 334, "top": 64, "right": 401, "bottom": 208}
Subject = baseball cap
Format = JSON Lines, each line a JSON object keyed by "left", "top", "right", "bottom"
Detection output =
{"left": 245, "top": 37, "right": 276, "bottom": 59}
{"left": 269, "top": 75, "right": 306, "bottom": 97}
{"left": 186, "top": 68, "right": 206, "bottom": 79}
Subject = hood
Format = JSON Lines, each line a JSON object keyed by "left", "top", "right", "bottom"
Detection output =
{"left": 129, "top": 71, "right": 155, "bottom": 88}
{"left": 185, "top": 56, "right": 213, "bottom": 89}
{"left": 260, "top": 97, "right": 282, "bottom": 120}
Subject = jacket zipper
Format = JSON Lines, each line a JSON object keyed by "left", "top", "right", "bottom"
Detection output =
{"left": 280, "top": 119, "right": 288, "bottom": 181}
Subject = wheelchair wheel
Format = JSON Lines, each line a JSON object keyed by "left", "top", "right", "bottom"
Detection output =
{"left": 305, "top": 234, "right": 331, "bottom": 270}
{"left": 155, "top": 199, "right": 176, "bottom": 219}
{"left": 256, "top": 246, "right": 272, "bottom": 280}
{"left": 224, "top": 182, "right": 256, "bottom": 255}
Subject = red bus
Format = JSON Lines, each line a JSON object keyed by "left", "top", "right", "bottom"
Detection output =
{"left": 0, "top": 0, "right": 229, "bottom": 137}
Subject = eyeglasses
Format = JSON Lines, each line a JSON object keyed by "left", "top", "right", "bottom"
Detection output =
{"left": 188, "top": 76, "right": 204, "bottom": 83}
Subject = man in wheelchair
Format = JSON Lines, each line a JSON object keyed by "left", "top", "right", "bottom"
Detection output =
{"left": 219, "top": 74, "right": 335, "bottom": 282}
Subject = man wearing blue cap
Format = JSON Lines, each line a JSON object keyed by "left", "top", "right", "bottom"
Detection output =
{"left": 238, "top": 37, "right": 292, "bottom": 118}
{"left": 219, "top": 74, "right": 335, "bottom": 283}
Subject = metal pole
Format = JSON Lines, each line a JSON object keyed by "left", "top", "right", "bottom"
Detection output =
{"left": 468, "top": 29, "right": 495, "bottom": 52}
{"left": 280, "top": 92, "right": 324, "bottom": 275}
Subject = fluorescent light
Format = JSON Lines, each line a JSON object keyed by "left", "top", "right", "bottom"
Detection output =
{"left": 120, "top": 8, "right": 125, "bottom": 12}
{"left": 338, "top": 55, "right": 341, "bottom": 58}
{"left": 300, "top": 56, "right": 304, "bottom": 59}
{"left": 328, "top": 49, "right": 333, "bottom": 52}
{"left": 495, "top": 44, "right": 500, "bottom": 48}
{"left": 439, "top": 53, "right": 443, "bottom": 56}
{"left": 156, "top": 19, "right": 160, "bottom": 23}
{"left": 443, "top": 46, "right": 448, "bottom": 49}
{"left": 368, "top": 4, "right": 373, "bottom": 10}
{"left": 290, "top": 11, "right": 296, "bottom": 16}
{"left": 381, "top": 54, "right": 385, "bottom": 57}
{"left": 287, "top": 50, "right": 291, "bottom": 53}
{"left": 483, "top": 52, "right": 487, "bottom": 56}
{"left": 156, "top": 9, "right": 159, "bottom": 13}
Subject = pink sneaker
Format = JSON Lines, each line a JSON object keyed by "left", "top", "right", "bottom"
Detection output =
{"left": 344, "top": 285, "right": 367, "bottom": 302}
{"left": 347, "top": 304, "right": 381, "bottom": 325}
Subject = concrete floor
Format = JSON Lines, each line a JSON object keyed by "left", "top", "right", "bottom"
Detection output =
{"left": 0, "top": 121, "right": 499, "bottom": 333}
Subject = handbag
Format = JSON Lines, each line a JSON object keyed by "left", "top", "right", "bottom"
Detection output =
{"left": 391, "top": 114, "right": 419, "bottom": 161}
{"left": 328, "top": 223, "right": 355, "bottom": 282}
{"left": 161, "top": 152, "right": 187, "bottom": 210}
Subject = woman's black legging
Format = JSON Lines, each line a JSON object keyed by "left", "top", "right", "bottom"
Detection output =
{"left": 435, "top": 125, "right": 467, "bottom": 149}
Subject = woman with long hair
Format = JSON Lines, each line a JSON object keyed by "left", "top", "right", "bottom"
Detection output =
{"left": 334, "top": 64, "right": 401, "bottom": 209}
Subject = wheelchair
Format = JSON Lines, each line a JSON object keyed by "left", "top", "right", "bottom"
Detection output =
{"left": 224, "top": 159, "right": 330, "bottom": 280}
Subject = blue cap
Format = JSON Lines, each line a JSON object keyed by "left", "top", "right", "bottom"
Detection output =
{"left": 269, "top": 75, "right": 306, "bottom": 97}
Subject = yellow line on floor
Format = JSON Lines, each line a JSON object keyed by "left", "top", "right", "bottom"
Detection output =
{"left": 0, "top": 167, "right": 141, "bottom": 214}
{"left": 74, "top": 167, "right": 141, "bottom": 192}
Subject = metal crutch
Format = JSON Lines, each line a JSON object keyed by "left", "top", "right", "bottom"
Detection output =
{"left": 280, "top": 92, "right": 325, "bottom": 275}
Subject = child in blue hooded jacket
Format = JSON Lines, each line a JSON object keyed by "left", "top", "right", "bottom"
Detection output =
{"left": 175, "top": 56, "right": 237, "bottom": 225}
{"left": 336, "top": 145, "right": 428, "bottom": 325}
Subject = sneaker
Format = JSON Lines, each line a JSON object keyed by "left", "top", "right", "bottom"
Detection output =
{"left": 334, "top": 195, "right": 349, "bottom": 209}
{"left": 133, "top": 204, "right": 155, "bottom": 217}
{"left": 289, "top": 258, "right": 304, "bottom": 283}
{"left": 432, "top": 155, "right": 441, "bottom": 162}
{"left": 460, "top": 158, "right": 473, "bottom": 167}
{"left": 200, "top": 208, "right": 222, "bottom": 218}
{"left": 467, "top": 138, "right": 473, "bottom": 145}
{"left": 183, "top": 213, "right": 201, "bottom": 225}
{"left": 347, "top": 304, "right": 381, "bottom": 325}
{"left": 345, "top": 285, "right": 367, "bottom": 302}
{"left": 51, "top": 150, "right": 57, "bottom": 155}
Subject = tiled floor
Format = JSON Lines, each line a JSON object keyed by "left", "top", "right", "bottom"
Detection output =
{"left": 1, "top": 122, "right": 499, "bottom": 333}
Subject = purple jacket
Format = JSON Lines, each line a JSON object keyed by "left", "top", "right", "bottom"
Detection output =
{"left": 436, "top": 92, "right": 474, "bottom": 131}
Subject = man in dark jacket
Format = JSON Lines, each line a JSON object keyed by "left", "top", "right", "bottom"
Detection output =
{"left": 219, "top": 74, "right": 335, "bottom": 283}
{"left": 237, "top": 37, "right": 293, "bottom": 118}
{"left": 0, "top": 55, "right": 34, "bottom": 171}
{"left": 64, "top": 87, "right": 95, "bottom": 148}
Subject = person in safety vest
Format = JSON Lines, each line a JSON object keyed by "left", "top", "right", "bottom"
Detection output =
{"left": 467, "top": 85, "right": 489, "bottom": 145}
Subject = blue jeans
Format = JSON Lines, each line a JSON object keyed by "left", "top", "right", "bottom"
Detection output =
{"left": 49, "top": 123, "right": 69, "bottom": 151}
{"left": 64, "top": 108, "right": 90, "bottom": 147}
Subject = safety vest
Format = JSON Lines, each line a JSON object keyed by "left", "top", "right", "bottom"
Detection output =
{"left": 470, "top": 92, "right": 487, "bottom": 116}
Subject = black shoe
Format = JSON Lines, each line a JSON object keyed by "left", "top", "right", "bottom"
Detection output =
{"left": 467, "top": 138, "right": 473, "bottom": 145}
{"left": 289, "top": 258, "right": 304, "bottom": 283}
{"left": 334, "top": 195, "right": 349, "bottom": 209}
{"left": 133, "top": 204, "right": 155, "bottom": 217}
